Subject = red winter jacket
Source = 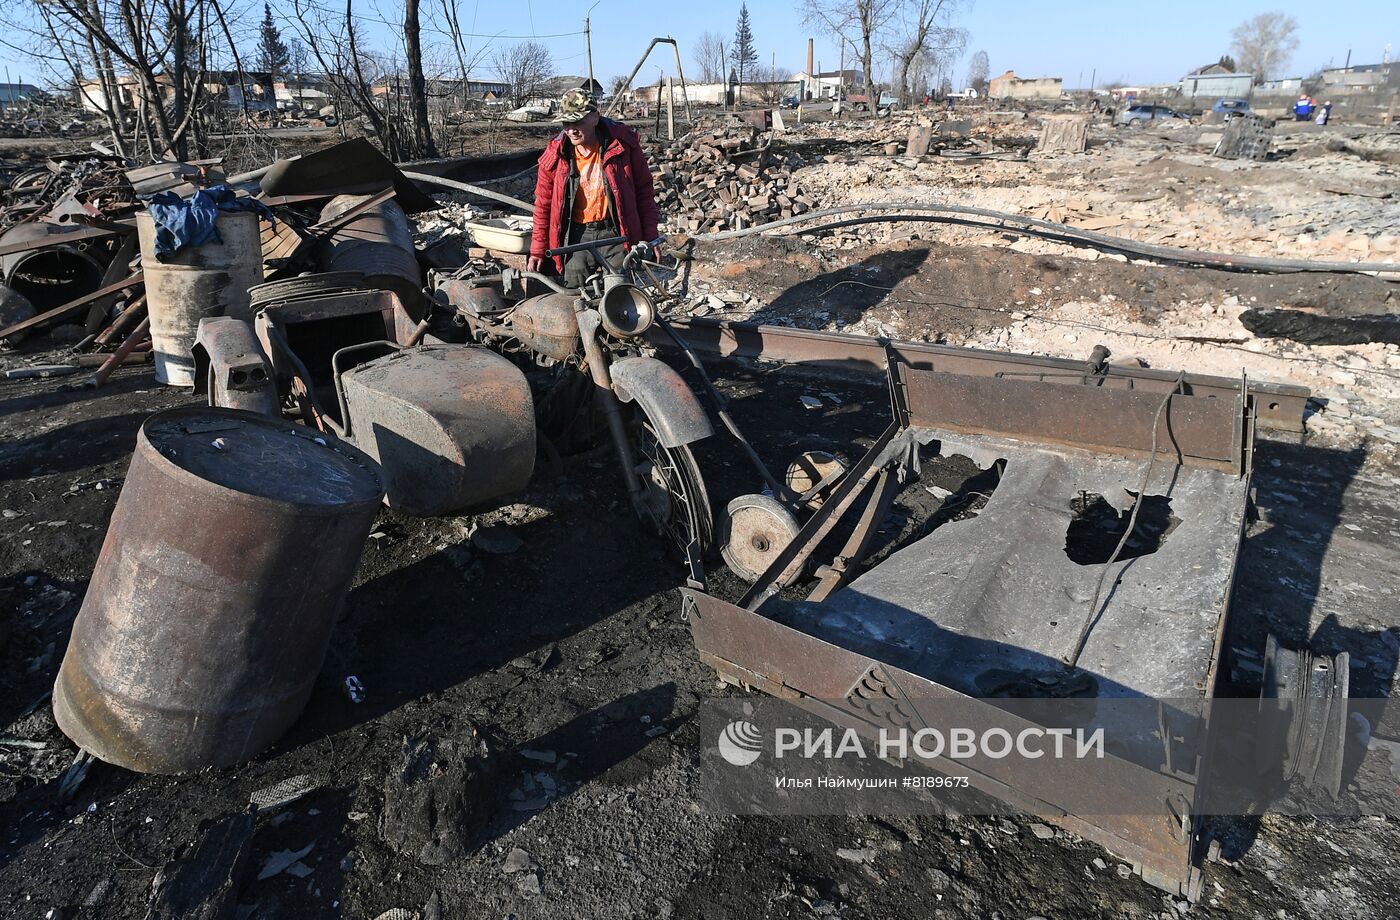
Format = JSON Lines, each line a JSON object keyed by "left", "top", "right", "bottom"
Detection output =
{"left": 529, "top": 119, "right": 660, "bottom": 272}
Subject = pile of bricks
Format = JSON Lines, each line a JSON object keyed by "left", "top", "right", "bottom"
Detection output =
{"left": 646, "top": 126, "right": 816, "bottom": 233}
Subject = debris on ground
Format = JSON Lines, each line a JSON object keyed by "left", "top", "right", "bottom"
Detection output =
{"left": 0, "top": 95, "right": 1397, "bottom": 920}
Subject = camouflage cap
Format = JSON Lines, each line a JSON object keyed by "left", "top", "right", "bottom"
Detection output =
{"left": 559, "top": 88, "right": 598, "bottom": 123}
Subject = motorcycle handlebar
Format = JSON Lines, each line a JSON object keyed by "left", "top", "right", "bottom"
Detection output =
{"left": 545, "top": 236, "right": 628, "bottom": 258}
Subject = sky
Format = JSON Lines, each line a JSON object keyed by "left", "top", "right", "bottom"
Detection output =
{"left": 1, "top": 0, "right": 1397, "bottom": 91}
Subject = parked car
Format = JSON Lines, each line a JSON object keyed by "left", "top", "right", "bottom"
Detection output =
{"left": 1114, "top": 104, "right": 1188, "bottom": 126}
{"left": 780, "top": 95, "right": 799, "bottom": 109}
{"left": 1211, "top": 98, "right": 1252, "bottom": 117}
{"left": 848, "top": 91, "right": 899, "bottom": 113}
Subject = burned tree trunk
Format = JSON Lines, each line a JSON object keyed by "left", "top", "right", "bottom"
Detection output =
{"left": 403, "top": 0, "right": 438, "bottom": 159}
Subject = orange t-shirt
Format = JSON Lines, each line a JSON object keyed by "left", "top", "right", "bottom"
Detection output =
{"left": 571, "top": 142, "right": 610, "bottom": 223}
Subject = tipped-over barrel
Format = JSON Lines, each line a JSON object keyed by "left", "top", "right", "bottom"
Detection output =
{"left": 53, "top": 407, "right": 383, "bottom": 774}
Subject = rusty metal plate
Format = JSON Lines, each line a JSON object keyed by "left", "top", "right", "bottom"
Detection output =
{"left": 902, "top": 367, "right": 1245, "bottom": 473}
{"left": 654, "top": 316, "right": 1309, "bottom": 432}
{"left": 685, "top": 589, "right": 1201, "bottom": 897}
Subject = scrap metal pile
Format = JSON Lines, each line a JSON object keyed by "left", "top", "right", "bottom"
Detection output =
{"left": 0, "top": 138, "right": 438, "bottom": 384}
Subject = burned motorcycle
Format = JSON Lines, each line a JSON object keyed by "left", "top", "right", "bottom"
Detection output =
{"left": 439, "top": 237, "right": 721, "bottom": 572}
{"left": 436, "top": 236, "right": 854, "bottom": 582}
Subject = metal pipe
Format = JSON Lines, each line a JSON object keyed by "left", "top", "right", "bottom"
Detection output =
{"left": 404, "top": 318, "right": 431, "bottom": 346}
{"left": 77, "top": 350, "right": 149, "bottom": 367}
{"left": 84, "top": 316, "right": 150, "bottom": 389}
{"left": 576, "top": 307, "right": 646, "bottom": 508}
{"left": 91, "top": 294, "right": 147, "bottom": 348}
{"left": 399, "top": 170, "right": 533, "bottom": 214}
{"left": 691, "top": 203, "right": 1400, "bottom": 275}
{"left": 668, "top": 38, "right": 695, "bottom": 127}
{"left": 227, "top": 157, "right": 297, "bottom": 186}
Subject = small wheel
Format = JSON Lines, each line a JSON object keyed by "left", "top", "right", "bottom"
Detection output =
{"left": 722, "top": 493, "right": 802, "bottom": 584}
{"left": 785, "top": 450, "right": 848, "bottom": 510}
{"left": 633, "top": 420, "right": 714, "bottom": 561}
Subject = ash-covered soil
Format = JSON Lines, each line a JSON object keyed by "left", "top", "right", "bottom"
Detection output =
{"left": 2, "top": 343, "right": 1399, "bottom": 919}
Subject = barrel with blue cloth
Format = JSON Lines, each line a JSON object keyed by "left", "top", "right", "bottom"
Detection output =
{"left": 137, "top": 186, "right": 269, "bottom": 386}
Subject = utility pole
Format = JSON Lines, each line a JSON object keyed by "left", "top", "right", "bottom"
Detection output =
{"left": 585, "top": 1, "right": 601, "bottom": 92}
{"left": 586, "top": 17, "right": 594, "bottom": 89}
{"left": 1090, "top": 68, "right": 1096, "bottom": 91}
{"left": 838, "top": 40, "right": 845, "bottom": 101}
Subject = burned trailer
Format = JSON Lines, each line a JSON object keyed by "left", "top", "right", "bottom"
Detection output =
{"left": 673, "top": 330, "right": 1342, "bottom": 900}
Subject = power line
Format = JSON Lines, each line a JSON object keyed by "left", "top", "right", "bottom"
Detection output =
{"left": 285, "top": 0, "right": 582, "bottom": 41}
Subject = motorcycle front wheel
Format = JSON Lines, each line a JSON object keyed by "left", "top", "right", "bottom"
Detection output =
{"left": 632, "top": 419, "right": 714, "bottom": 562}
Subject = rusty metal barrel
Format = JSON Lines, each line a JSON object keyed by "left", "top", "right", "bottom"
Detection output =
{"left": 320, "top": 194, "right": 424, "bottom": 319}
{"left": 53, "top": 406, "right": 383, "bottom": 774}
{"left": 137, "top": 210, "right": 263, "bottom": 387}
{"left": 0, "top": 222, "right": 107, "bottom": 311}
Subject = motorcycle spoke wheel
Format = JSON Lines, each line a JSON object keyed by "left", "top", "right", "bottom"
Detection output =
{"left": 633, "top": 421, "right": 714, "bottom": 561}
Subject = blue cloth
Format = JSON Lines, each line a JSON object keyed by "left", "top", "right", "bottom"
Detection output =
{"left": 144, "top": 184, "right": 273, "bottom": 259}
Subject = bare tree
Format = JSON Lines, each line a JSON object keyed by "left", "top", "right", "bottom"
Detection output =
{"left": 802, "top": 0, "right": 896, "bottom": 102}
{"left": 287, "top": 38, "right": 311, "bottom": 78}
{"left": 403, "top": 0, "right": 437, "bottom": 156}
{"left": 887, "top": 0, "right": 965, "bottom": 105}
{"left": 290, "top": 0, "right": 404, "bottom": 156}
{"left": 434, "top": 0, "right": 494, "bottom": 111}
{"left": 11, "top": 0, "right": 214, "bottom": 159}
{"left": 1230, "top": 12, "right": 1299, "bottom": 84}
{"left": 492, "top": 41, "right": 552, "bottom": 109}
{"left": 693, "top": 30, "right": 727, "bottom": 83}
{"left": 747, "top": 63, "right": 793, "bottom": 103}
{"left": 964, "top": 49, "right": 988, "bottom": 93}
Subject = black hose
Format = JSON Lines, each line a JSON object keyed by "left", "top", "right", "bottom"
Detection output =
{"left": 692, "top": 202, "right": 1399, "bottom": 276}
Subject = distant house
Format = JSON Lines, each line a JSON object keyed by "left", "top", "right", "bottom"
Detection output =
{"left": 793, "top": 69, "right": 862, "bottom": 100}
{"left": 629, "top": 80, "right": 795, "bottom": 106}
{"left": 1320, "top": 62, "right": 1397, "bottom": 91}
{"left": 202, "top": 71, "right": 276, "bottom": 109}
{"left": 1179, "top": 64, "right": 1253, "bottom": 101}
{"left": 0, "top": 83, "right": 40, "bottom": 107}
{"left": 76, "top": 74, "right": 174, "bottom": 113}
{"left": 988, "top": 70, "right": 1062, "bottom": 100}
{"left": 1256, "top": 77, "right": 1302, "bottom": 94}
{"left": 538, "top": 75, "right": 589, "bottom": 99}
{"left": 448, "top": 79, "right": 512, "bottom": 103}
{"left": 1186, "top": 62, "right": 1235, "bottom": 77}
{"left": 276, "top": 74, "right": 333, "bottom": 110}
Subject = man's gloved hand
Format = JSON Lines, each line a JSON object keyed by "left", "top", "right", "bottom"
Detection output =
{"left": 632, "top": 237, "right": 665, "bottom": 263}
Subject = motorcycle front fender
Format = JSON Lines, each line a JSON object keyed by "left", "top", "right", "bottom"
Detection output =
{"left": 610, "top": 355, "right": 714, "bottom": 449}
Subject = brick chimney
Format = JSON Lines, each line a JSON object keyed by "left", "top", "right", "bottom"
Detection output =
{"left": 807, "top": 39, "right": 814, "bottom": 77}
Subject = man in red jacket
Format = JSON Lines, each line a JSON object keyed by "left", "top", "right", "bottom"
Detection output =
{"left": 527, "top": 89, "right": 663, "bottom": 288}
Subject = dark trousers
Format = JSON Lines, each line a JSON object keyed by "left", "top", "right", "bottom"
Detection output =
{"left": 563, "top": 221, "right": 624, "bottom": 290}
